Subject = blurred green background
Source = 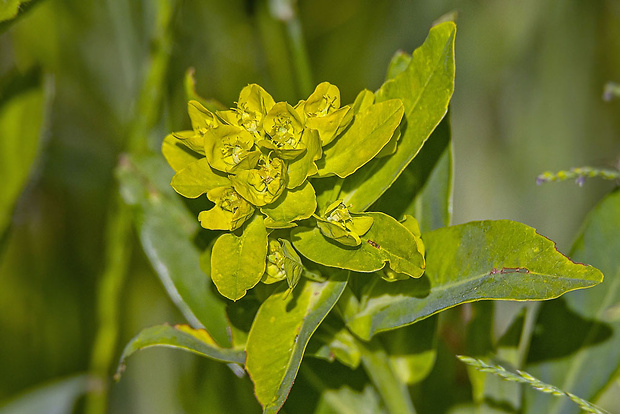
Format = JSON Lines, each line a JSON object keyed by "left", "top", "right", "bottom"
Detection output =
{"left": 0, "top": 0, "right": 618, "bottom": 413}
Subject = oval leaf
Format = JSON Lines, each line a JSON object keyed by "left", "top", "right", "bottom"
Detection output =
{"left": 346, "top": 220, "right": 603, "bottom": 340}
{"left": 211, "top": 214, "right": 268, "bottom": 301}
{"left": 291, "top": 212, "right": 424, "bottom": 277}
{"left": 339, "top": 21, "right": 456, "bottom": 211}
{"left": 260, "top": 181, "right": 317, "bottom": 228}
{"left": 116, "top": 324, "right": 245, "bottom": 379}
{"left": 317, "top": 100, "right": 404, "bottom": 178}
{"left": 170, "top": 157, "right": 230, "bottom": 199}
{"left": 161, "top": 133, "right": 201, "bottom": 173}
{"left": 245, "top": 272, "right": 348, "bottom": 413}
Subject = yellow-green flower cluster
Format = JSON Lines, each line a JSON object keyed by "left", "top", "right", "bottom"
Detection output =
{"left": 165, "top": 82, "right": 352, "bottom": 232}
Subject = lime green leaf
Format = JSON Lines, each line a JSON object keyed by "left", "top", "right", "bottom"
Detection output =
{"left": 246, "top": 272, "right": 348, "bottom": 413}
{"left": 287, "top": 128, "right": 322, "bottom": 189}
{"left": 204, "top": 124, "right": 260, "bottom": 173}
{"left": 232, "top": 156, "right": 288, "bottom": 206}
{"left": 0, "top": 70, "right": 45, "bottom": 237}
{"left": 261, "top": 102, "right": 306, "bottom": 160}
{"left": 292, "top": 212, "right": 425, "bottom": 277}
{"left": 211, "top": 214, "right": 268, "bottom": 301}
{"left": 339, "top": 21, "right": 456, "bottom": 211}
{"left": 303, "top": 82, "right": 352, "bottom": 146}
{"left": 525, "top": 190, "right": 620, "bottom": 414}
{"left": 346, "top": 220, "right": 603, "bottom": 340}
{"left": 317, "top": 100, "right": 404, "bottom": 178}
{"left": 0, "top": 375, "right": 91, "bottom": 414}
{"left": 117, "top": 155, "right": 231, "bottom": 346}
{"left": 116, "top": 324, "right": 245, "bottom": 379}
{"left": 260, "top": 181, "right": 317, "bottom": 228}
{"left": 351, "top": 89, "right": 375, "bottom": 114}
{"left": 0, "top": 0, "right": 42, "bottom": 27}
{"left": 170, "top": 157, "right": 230, "bottom": 198}
{"left": 161, "top": 133, "right": 202, "bottom": 173}
{"left": 198, "top": 186, "right": 254, "bottom": 231}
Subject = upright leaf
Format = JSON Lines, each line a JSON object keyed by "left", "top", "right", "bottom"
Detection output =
{"left": 246, "top": 272, "right": 348, "bottom": 413}
{"left": 0, "top": 69, "right": 46, "bottom": 239}
{"left": 116, "top": 155, "right": 231, "bottom": 346}
{"left": 524, "top": 190, "right": 620, "bottom": 414}
{"left": 346, "top": 220, "right": 603, "bottom": 340}
{"left": 339, "top": 22, "right": 456, "bottom": 211}
{"left": 317, "top": 100, "right": 404, "bottom": 178}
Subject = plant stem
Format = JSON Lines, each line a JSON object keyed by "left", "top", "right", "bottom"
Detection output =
{"left": 269, "top": 0, "right": 313, "bottom": 97}
{"left": 84, "top": 197, "right": 133, "bottom": 414}
{"left": 356, "top": 337, "right": 417, "bottom": 414}
{"left": 84, "top": 1, "right": 177, "bottom": 413}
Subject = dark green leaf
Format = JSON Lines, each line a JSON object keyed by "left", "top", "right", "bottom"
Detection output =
{"left": 524, "top": 190, "right": 620, "bottom": 414}
{"left": 116, "top": 155, "right": 231, "bottom": 346}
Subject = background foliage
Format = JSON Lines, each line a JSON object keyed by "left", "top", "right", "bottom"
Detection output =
{"left": 1, "top": 0, "right": 619, "bottom": 413}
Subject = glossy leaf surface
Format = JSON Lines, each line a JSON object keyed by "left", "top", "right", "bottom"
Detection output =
{"left": 346, "top": 220, "right": 603, "bottom": 340}
{"left": 260, "top": 181, "right": 317, "bottom": 228}
{"left": 246, "top": 272, "right": 348, "bottom": 413}
{"left": 292, "top": 212, "right": 424, "bottom": 277}
{"left": 317, "top": 100, "right": 404, "bottom": 178}
{"left": 211, "top": 214, "right": 268, "bottom": 301}
{"left": 339, "top": 21, "right": 456, "bottom": 211}
{"left": 170, "top": 157, "right": 230, "bottom": 198}
{"left": 116, "top": 324, "right": 245, "bottom": 378}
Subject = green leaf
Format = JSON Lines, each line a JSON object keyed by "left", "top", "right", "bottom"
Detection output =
{"left": 161, "top": 133, "right": 202, "bottom": 173}
{"left": 317, "top": 100, "right": 404, "bottom": 178}
{"left": 260, "top": 181, "right": 317, "bottom": 228}
{"left": 246, "top": 272, "right": 348, "bottom": 413}
{"left": 116, "top": 155, "right": 231, "bottom": 347}
{"left": 287, "top": 128, "right": 322, "bottom": 189}
{"left": 291, "top": 212, "right": 425, "bottom": 278}
{"left": 339, "top": 21, "right": 456, "bottom": 211}
{"left": 306, "top": 317, "right": 362, "bottom": 369}
{"left": 0, "top": 375, "right": 91, "bottom": 414}
{"left": 211, "top": 214, "right": 268, "bottom": 301}
{"left": 346, "top": 220, "right": 603, "bottom": 340}
{"left": 170, "top": 157, "right": 231, "bottom": 198}
{"left": 116, "top": 324, "right": 245, "bottom": 379}
{"left": 0, "top": 69, "right": 45, "bottom": 238}
{"left": 524, "top": 190, "right": 620, "bottom": 414}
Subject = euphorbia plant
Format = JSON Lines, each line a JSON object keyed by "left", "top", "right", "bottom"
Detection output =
{"left": 116, "top": 22, "right": 603, "bottom": 413}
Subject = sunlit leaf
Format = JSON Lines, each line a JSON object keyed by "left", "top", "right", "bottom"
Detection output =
{"left": 317, "top": 100, "right": 404, "bottom": 178}
{"left": 346, "top": 220, "right": 603, "bottom": 340}
{"left": 291, "top": 212, "right": 424, "bottom": 278}
{"left": 211, "top": 214, "right": 268, "bottom": 301}
{"left": 246, "top": 272, "right": 348, "bottom": 413}
{"left": 170, "top": 157, "right": 230, "bottom": 198}
{"left": 260, "top": 181, "right": 317, "bottom": 228}
{"left": 339, "top": 21, "right": 456, "bottom": 211}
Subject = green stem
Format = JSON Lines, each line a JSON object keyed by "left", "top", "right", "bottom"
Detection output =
{"left": 356, "top": 337, "right": 417, "bottom": 414}
{"left": 84, "top": 197, "right": 133, "bottom": 414}
{"left": 85, "top": 1, "right": 177, "bottom": 413}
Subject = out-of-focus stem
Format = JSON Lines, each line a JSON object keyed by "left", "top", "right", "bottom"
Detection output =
{"left": 85, "top": 1, "right": 177, "bottom": 413}
{"left": 269, "top": 0, "right": 313, "bottom": 97}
